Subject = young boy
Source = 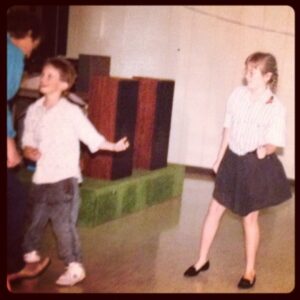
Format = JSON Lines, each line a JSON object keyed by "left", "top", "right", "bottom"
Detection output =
{"left": 22, "top": 57, "right": 129, "bottom": 286}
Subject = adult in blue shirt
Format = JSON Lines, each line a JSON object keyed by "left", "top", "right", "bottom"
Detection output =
{"left": 7, "top": 7, "right": 50, "bottom": 291}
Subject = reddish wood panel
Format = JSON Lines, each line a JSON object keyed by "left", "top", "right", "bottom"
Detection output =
{"left": 133, "top": 79, "right": 157, "bottom": 169}
{"left": 133, "top": 77, "right": 175, "bottom": 170}
{"left": 83, "top": 76, "right": 138, "bottom": 180}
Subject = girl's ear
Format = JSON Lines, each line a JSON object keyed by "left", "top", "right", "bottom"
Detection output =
{"left": 61, "top": 81, "right": 69, "bottom": 92}
{"left": 264, "top": 72, "right": 273, "bottom": 84}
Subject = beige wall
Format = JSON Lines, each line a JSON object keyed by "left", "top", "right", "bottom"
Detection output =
{"left": 67, "top": 5, "right": 295, "bottom": 179}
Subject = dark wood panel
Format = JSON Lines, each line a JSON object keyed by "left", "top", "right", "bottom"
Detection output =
{"left": 151, "top": 80, "right": 174, "bottom": 169}
{"left": 76, "top": 55, "right": 110, "bottom": 94}
{"left": 24, "top": 5, "right": 69, "bottom": 74}
{"left": 111, "top": 80, "right": 139, "bottom": 179}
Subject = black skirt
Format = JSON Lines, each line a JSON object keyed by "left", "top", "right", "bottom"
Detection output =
{"left": 213, "top": 148, "right": 292, "bottom": 216}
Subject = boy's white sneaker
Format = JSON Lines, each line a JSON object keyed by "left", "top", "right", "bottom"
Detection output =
{"left": 56, "top": 262, "right": 86, "bottom": 286}
{"left": 24, "top": 250, "right": 41, "bottom": 263}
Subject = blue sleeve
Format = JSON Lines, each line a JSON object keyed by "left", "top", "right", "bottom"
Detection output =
{"left": 7, "top": 105, "right": 16, "bottom": 137}
{"left": 7, "top": 37, "right": 24, "bottom": 137}
{"left": 7, "top": 40, "right": 24, "bottom": 101}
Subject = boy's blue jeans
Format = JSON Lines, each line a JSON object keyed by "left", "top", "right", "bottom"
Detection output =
{"left": 23, "top": 178, "right": 82, "bottom": 265}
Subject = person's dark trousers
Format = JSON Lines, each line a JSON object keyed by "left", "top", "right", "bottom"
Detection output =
{"left": 7, "top": 168, "right": 27, "bottom": 274}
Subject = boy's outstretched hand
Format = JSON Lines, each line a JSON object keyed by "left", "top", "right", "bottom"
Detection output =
{"left": 114, "top": 137, "right": 130, "bottom": 152}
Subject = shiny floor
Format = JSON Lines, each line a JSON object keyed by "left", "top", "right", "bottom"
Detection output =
{"left": 12, "top": 173, "right": 294, "bottom": 293}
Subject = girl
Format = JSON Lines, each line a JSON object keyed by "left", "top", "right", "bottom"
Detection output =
{"left": 183, "top": 52, "right": 292, "bottom": 289}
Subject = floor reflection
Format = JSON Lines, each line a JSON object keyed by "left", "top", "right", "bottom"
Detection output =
{"left": 12, "top": 175, "right": 294, "bottom": 293}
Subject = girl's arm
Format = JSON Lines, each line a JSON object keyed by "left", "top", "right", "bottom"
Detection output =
{"left": 213, "top": 127, "right": 230, "bottom": 174}
{"left": 256, "top": 144, "right": 277, "bottom": 159}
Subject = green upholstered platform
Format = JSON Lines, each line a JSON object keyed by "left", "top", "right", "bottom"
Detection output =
{"left": 18, "top": 164, "right": 185, "bottom": 227}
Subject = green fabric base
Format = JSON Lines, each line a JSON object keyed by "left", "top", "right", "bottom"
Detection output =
{"left": 18, "top": 164, "right": 185, "bottom": 227}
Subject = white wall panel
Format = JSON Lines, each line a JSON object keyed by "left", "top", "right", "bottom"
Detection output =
{"left": 67, "top": 5, "right": 295, "bottom": 179}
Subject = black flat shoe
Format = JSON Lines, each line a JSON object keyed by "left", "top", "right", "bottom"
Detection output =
{"left": 237, "top": 276, "right": 256, "bottom": 289}
{"left": 184, "top": 261, "right": 210, "bottom": 277}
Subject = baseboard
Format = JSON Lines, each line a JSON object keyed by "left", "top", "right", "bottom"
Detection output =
{"left": 185, "top": 166, "right": 214, "bottom": 177}
{"left": 185, "top": 165, "right": 295, "bottom": 186}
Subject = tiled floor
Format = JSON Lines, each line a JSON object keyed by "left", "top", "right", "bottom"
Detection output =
{"left": 11, "top": 173, "right": 294, "bottom": 293}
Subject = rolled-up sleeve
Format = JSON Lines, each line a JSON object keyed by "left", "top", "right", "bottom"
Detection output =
{"left": 72, "top": 106, "right": 106, "bottom": 153}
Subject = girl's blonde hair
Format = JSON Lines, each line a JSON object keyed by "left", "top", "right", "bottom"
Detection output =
{"left": 244, "top": 52, "right": 278, "bottom": 93}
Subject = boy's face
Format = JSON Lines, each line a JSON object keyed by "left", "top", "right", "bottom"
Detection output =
{"left": 39, "top": 64, "right": 68, "bottom": 96}
{"left": 21, "top": 32, "right": 40, "bottom": 58}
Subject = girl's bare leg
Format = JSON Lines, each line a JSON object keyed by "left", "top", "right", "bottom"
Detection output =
{"left": 194, "top": 199, "right": 226, "bottom": 269}
{"left": 242, "top": 210, "right": 260, "bottom": 281}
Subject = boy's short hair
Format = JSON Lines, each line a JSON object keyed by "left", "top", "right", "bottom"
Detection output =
{"left": 44, "top": 57, "right": 77, "bottom": 96}
{"left": 7, "top": 7, "right": 42, "bottom": 41}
